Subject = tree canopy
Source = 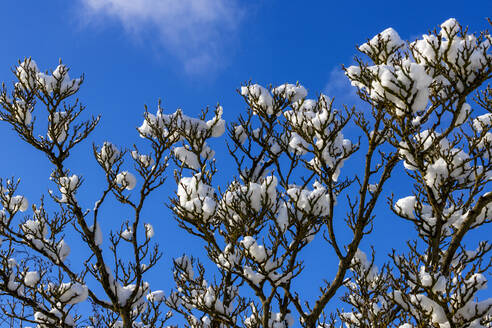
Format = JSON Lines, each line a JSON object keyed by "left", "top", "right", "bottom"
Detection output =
{"left": 0, "top": 17, "right": 491, "bottom": 328}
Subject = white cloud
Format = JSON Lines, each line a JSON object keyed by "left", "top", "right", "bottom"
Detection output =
{"left": 324, "top": 65, "right": 359, "bottom": 106}
{"left": 80, "top": 0, "right": 243, "bottom": 73}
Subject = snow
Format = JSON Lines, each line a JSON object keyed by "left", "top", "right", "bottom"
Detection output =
{"left": 351, "top": 249, "right": 378, "bottom": 283}
{"left": 58, "top": 282, "right": 89, "bottom": 304}
{"left": 309, "top": 133, "right": 352, "bottom": 182}
{"left": 396, "top": 61, "right": 432, "bottom": 114}
{"left": 138, "top": 106, "right": 225, "bottom": 143}
{"left": 418, "top": 129, "right": 449, "bottom": 151}
{"left": 275, "top": 202, "right": 289, "bottom": 233}
{"left": 48, "top": 112, "right": 69, "bottom": 143}
{"left": 147, "top": 290, "right": 165, "bottom": 302}
{"left": 440, "top": 18, "right": 459, "bottom": 39}
{"left": 477, "top": 132, "right": 492, "bottom": 160}
{"left": 411, "top": 18, "right": 491, "bottom": 92}
{"left": 398, "top": 129, "right": 478, "bottom": 195}
{"left": 298, "top": 98, "right": 317, "bottom": 112}
{"left": 269, "top": 140, "right": 281, "bottom": 155}
{"left": 34, "top": 308, "right": 74, "bottom": 326}
{"left": 173, "top": 146, "right": 200, "bottom": 169}
{"left": 89, "top": 222, "right": 103, "bottom": 246}
{"left": 283, "top": 94, "right": 353, "bottom": 181}
{"left": 177, "top": 174, "right": 216, "bottom": 221}
{"left": 241, "top": 84, "right": 274, "bottom": 115}
{"left": 473, "top": 113, "right": 492, "bottom": 131}
{"left": 51, "top": 64, "right": 81, "bottom": 94}
{"left": 121, "top": 228, "right": 133, "bottom": 241}
{"left": 412, "top": 33, "right": 440, "bottom": 64}
{"left": 359, "top": 27, "right": 404, "bottom": 63}
{"left": 4, "top": 258, "right": 23, "bottom": 295}
{"left": 219, "top": 176, "right": 278, "bottom": 227}
{"left": 393, "top": 267, "right": 490, "bottom": 326}
{"left": 99, "top": 142, "right": 120, "bottom": 170}
{"left": 393, "top": 291, "right": 449, "bottom": 327}
{"left": 144, "top": 223, "right": 154, "bottom": 239}
{"left": 58, "top": 175, "right": 79, "bottom": 201}
{"left": 2, "top": 194, "right": 29, "bottom": 213}
{"left": 419, "top": 266, "right": 433, "bottom": 287}
{"left": 397, "top": 133, "right": 433, "bottom": 169}
{"left": 7, "top": 276, "right": 22, "bottom": 295}
{"left": 243, "top": 266, "right": 265, "bottom": 287}
{"left": 233, "top": 125, "right": 247, "bottom": 144}
{"left": 10, "top": 195, "right": 28, "bottom": 212}
{"left": 347, "top": 18, "right": 491, "bottom": 117}
{"left": 36, "top": 64, "right": 82, "bottom": 95}
{"left": 217, "top": 244, "right": 240, "bottom": 270}
{"left": 13, "top": 100, "right": 32, "bottom": 125}
{"left": 131, "top": 151, "right": 154, "bottom": 168}
{"left": 202, "top": 286, "right": 220, "bottom": 310}
{"left": 472, "top": 202, "right": 492, "bottom": 227}
{"left": 273, "top": 83, "right": 308, "bottom": 103}
{"left": 347, "top": 61, "right": 432, "bottom": 116}
{"left": 466, "top": 273, "right": 487, "bottom": 290}
{"left": 287, "top": 181, "right": 332, "bottom": 217}
{"left": 284, "top": 94, "right": 334, "bottom": 130}
{"left": 174, "top": 255, "right": 194, "bottom": 279}
{"left": 139, "top": 107, "right": 223, "bottom": 169}
{"left": 16, "top": 60, "right": 81, "bottom": 97}
{"left": 421, "top": 204, "right": 464, "bottom": 237}
{"left": 22, "top": 219, "right": 48, "bottom": 240}
{"left": 115, "top": 171, "right": 137, "bottom": 190}
{"left": 288, "top": 132, "right": 309, "bottom": 154}
{"left": 57, "top": 239, "right": 71, "bottom": 262}
{"left": 206, "top": 106, "right": 226, "bottom": 137}
{"left": 454, "top": 297, "right": 492, "bottom": 322}
{"left": 241, "top": 236, "right": 267, "bottom": 263}
{"left": 455, "top": 103, "right": 470, "bottom": 125}
{"left": 262, "top": 176, "right": 277, "bottom": 205}
{"left": 137, "top": 112, "right": 157, "bottom": 138}
{"left": 2, "top": 20, "right": 491, "bottom": 328}
{"left": 424, "top": 157, "right": 449, "bottom": 188}
{"left": 36, "top": 71, "right": 56, "bottom": 93}
{"left": 243, "top": 182, "right": 265, "bottom": 212}
{"left": 267, "top": 311, "right": 295, "bottom": 328}
{"left": 105, "top": 268, "right": 150, "bottom": 309}
{"left": 433, "top": 275, "right": 447, "bottom": 294}
{"left": 116, "top": 284, "right": 142, "bottom": 306}
{"left": 16, "top": 59, "right": 39, "bottom": 90}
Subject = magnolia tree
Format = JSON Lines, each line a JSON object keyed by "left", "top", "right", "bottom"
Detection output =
{"left": 0, "top": 18, "right": 490, "bottom": 328}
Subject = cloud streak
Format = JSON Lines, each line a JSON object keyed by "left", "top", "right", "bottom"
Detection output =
{"left": 324, "top": 65, "right": 359, "bottom": 106}
{"left": 80, "top": 0, "right": 243, "bottom": 73}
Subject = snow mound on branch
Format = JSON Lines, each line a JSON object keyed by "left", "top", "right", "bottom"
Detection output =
{"left": 359, "top": 27, "right": 404, "bottom": 62}
{"left": 177, "top": 174, "right": 216, "bottom": 221}
{"left": 116, "top": 171, "right": 137, "bottom": 190}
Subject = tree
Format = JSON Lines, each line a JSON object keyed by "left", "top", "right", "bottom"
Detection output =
{"left": 0, "top": 17, "right": 490, "bottom": 328}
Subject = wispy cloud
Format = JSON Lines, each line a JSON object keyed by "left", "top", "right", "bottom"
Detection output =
{"left": 79, "top": 0, "right": 244, "bottom": 73}
{"left": 324, "top": 65, "right": 359, "bottom": 107}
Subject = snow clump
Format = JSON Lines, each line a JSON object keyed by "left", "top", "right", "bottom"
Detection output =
{"left": 177, "top": 174, "right": 216, "bottom": 221}
{"left": 116, "top": 171, "right": 137, "bottom": 190}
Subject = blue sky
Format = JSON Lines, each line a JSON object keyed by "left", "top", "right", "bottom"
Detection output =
{"left": 0, "top": 0, "right": 491, "bottom": 323}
